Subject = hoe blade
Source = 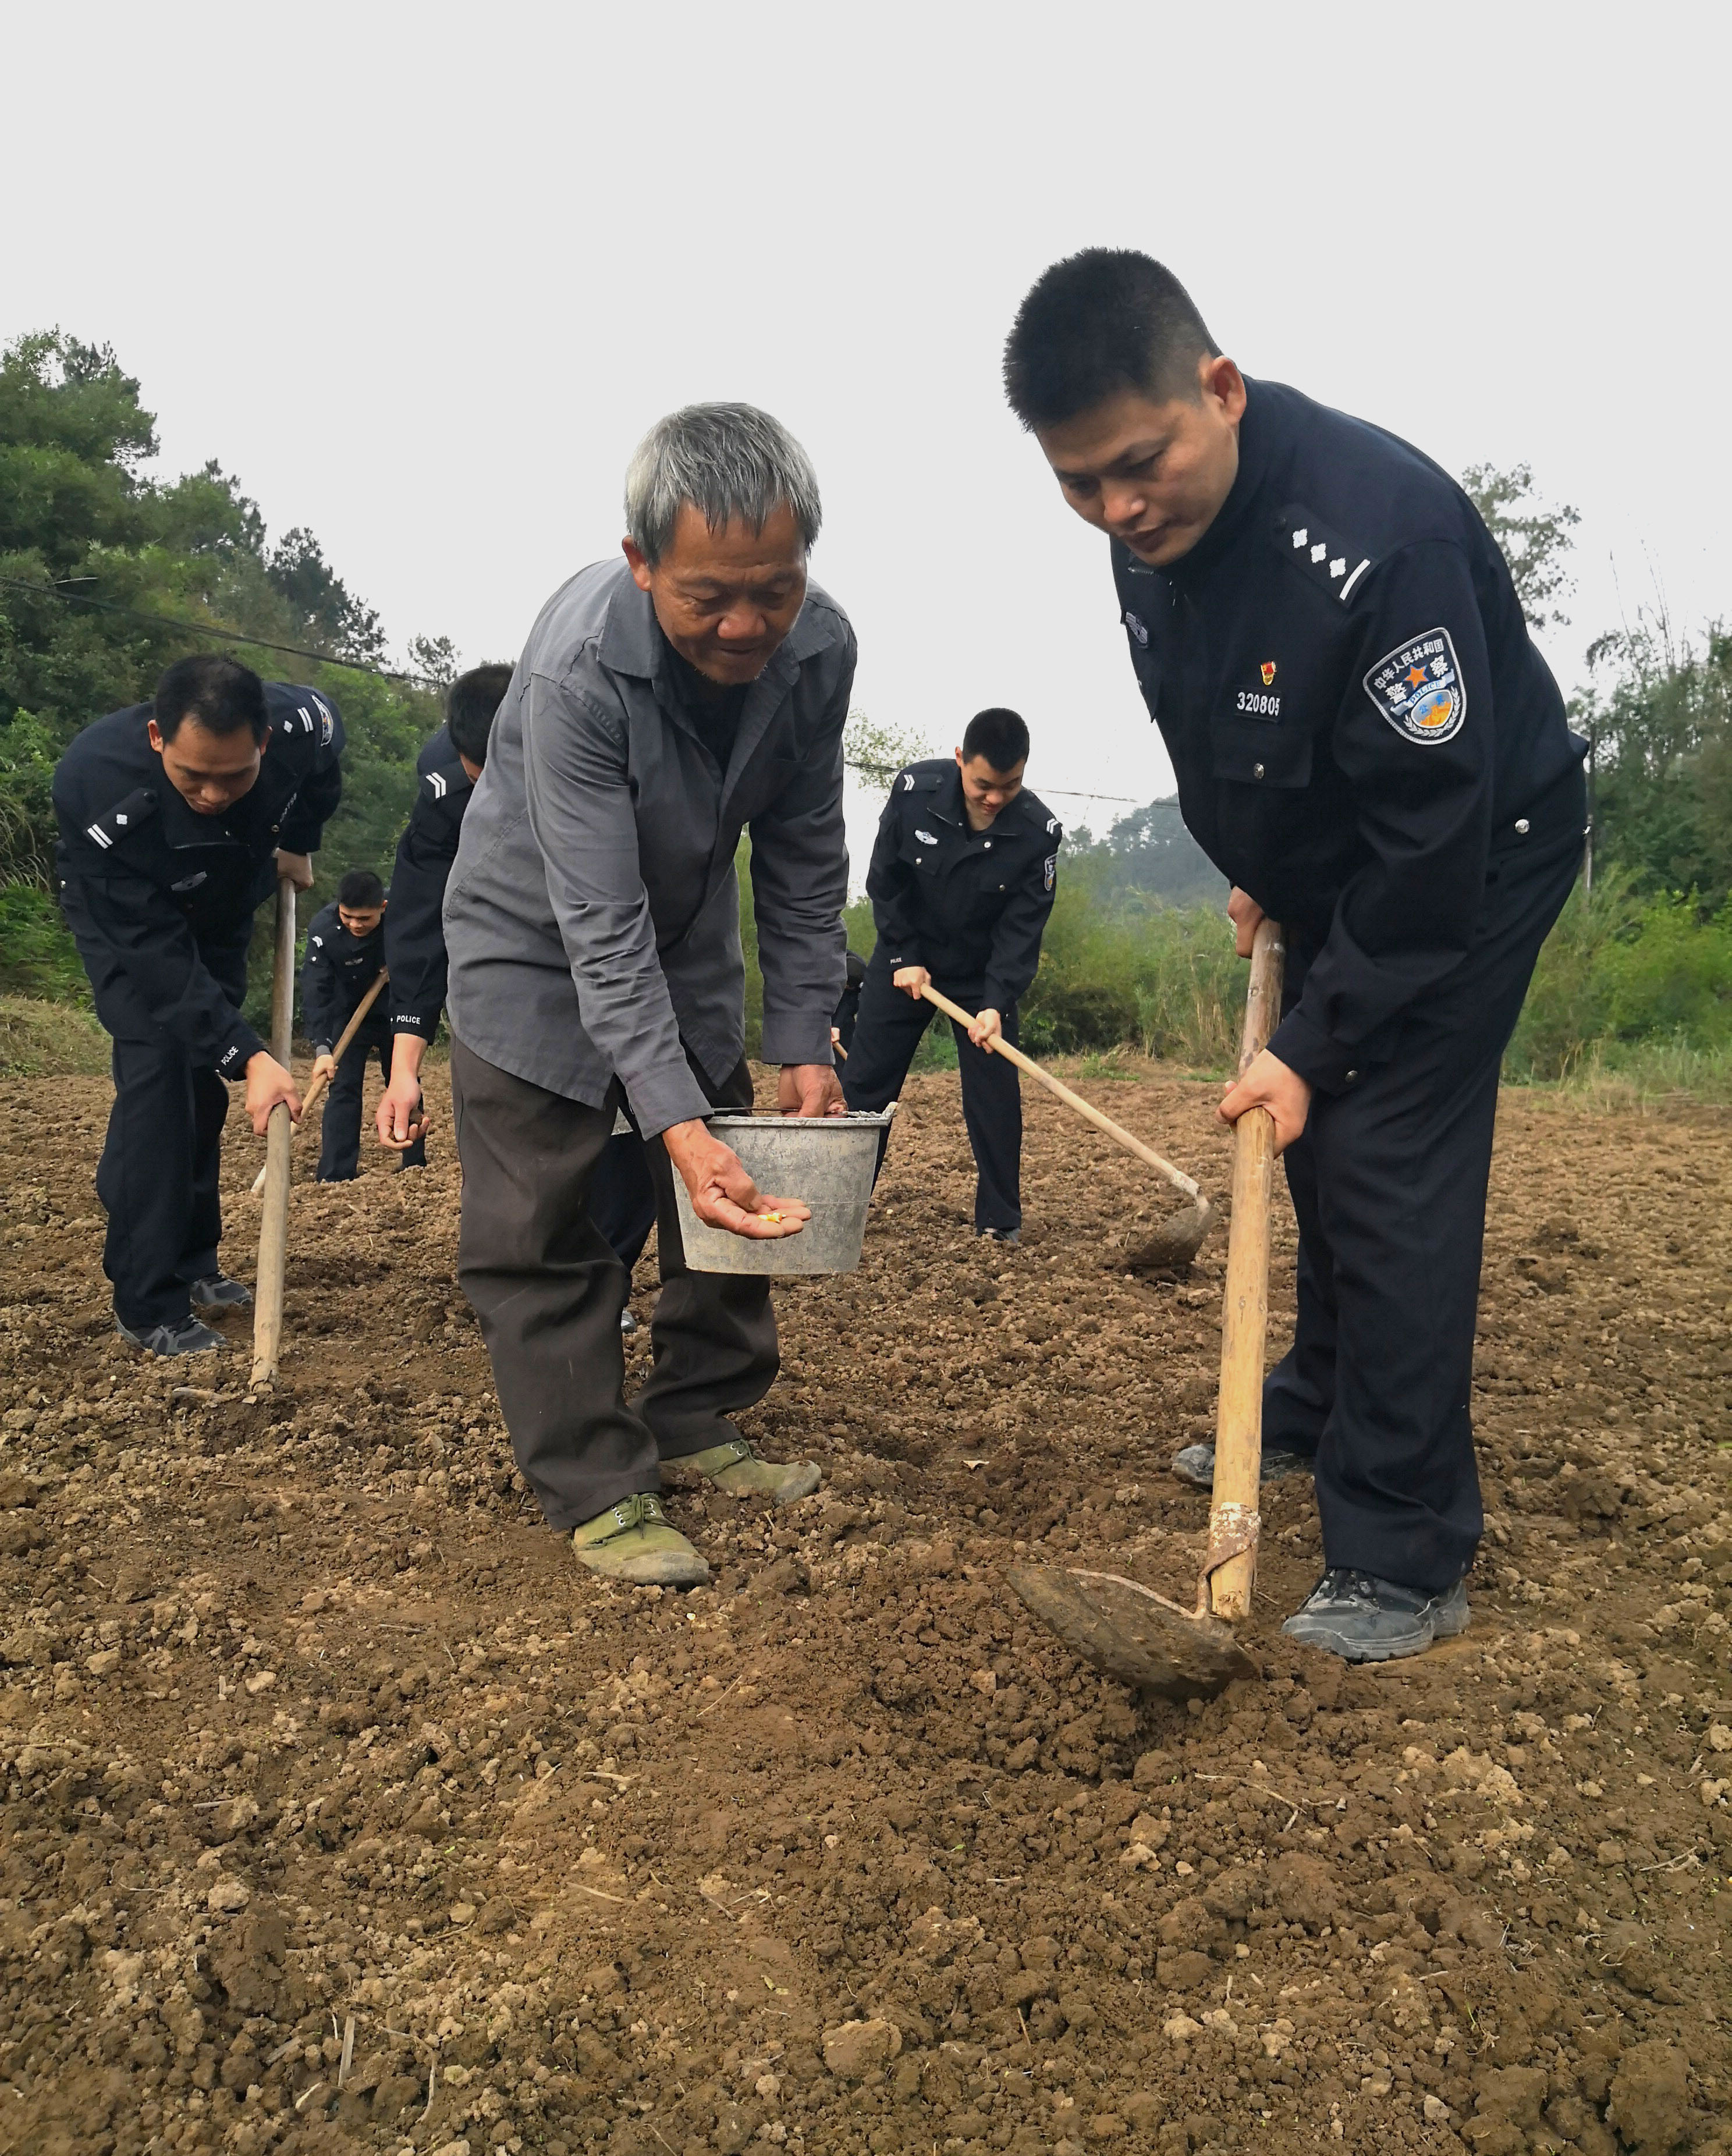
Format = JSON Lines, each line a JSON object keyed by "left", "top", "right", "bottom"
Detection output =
{"left": 1007, "top": 1564, "right": 1258, "bottom": 1701}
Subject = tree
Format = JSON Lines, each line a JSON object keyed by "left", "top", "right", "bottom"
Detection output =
{"left": 843, "top": 708, "right": 927, "bottom": 791}
{"left": 1461, "top": 461, "right": 1581, "bottom": 630}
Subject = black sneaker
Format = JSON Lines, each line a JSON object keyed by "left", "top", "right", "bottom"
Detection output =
{"left": 190, "top": 1274, "right": 252, "bottom": 1312}
{"left": 977, "top": 1227, "right": 1020, "bottom": 1246}
{"left": 116, "top": 1314, "right": 225, "bottom": 1357}
{"left": 1281, "top": 1569, "right": 1470, "bottom": 1663}
{"left": 1171, "top": 1440, "right": 1314, "bottom": 1490}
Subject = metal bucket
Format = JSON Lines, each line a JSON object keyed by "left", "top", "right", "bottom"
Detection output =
{"left": 672, "top": 1110, "right": 892, "bottom": 1276}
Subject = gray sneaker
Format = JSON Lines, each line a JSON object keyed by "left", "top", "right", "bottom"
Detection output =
{"left": 190, "top": 1274, "right": 253, "bottom": 1312}
{"left": 1282, "top": 1569, "right": 1470, "bottom": 1663}
{"left": 1171, "top": 1440, "right": 1314, "bottom": 1490}
{"left": 116, "top": 1313, "right": 225, "bottom": 1357}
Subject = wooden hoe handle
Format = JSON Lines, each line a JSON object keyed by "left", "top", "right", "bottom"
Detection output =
{"left": 251, "top": 878, "right": 299, "bottom": 1387}
{"left": 918, "top": 983, "right": 1202, "bottom": 1204}
{"left": 1206, "top": 917, "right": 1286, "bottom": 1621}
{"left": 248, "top": 969, "right": 388, "bottom": 1196}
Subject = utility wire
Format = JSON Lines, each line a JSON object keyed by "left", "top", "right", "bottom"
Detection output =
{"left": 0, "top": 576, "right": 443, "bottom": 688}
{"left": 4, "top": 574, "right": 1144, "bottom": 806}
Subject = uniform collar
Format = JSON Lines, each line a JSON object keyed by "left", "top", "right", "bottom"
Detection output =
{"left": 1166, "top": 374, "right": 1273, "bottom": 584}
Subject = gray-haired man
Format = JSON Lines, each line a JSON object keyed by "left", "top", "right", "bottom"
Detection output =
{"left": 444, "top": 404, "right": 854, "bottom": 1587}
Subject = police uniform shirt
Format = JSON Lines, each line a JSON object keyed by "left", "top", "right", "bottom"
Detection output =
{"left": 868, "top": 757, "right": 1063, "bottom": 1012}
{"left": 385, "top": 733, "right": 474, "bottom": 1042}
{"left": 301, "top": 900, "right": 388, "bottom": 1056}
{"left": 52, "top": 684, "right": 345, "bottom": 1077}
{"left": 1112, "top": 378, "right": 1585, "bottom": 1092}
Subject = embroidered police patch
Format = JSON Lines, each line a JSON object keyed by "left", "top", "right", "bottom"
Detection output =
{"left": 915, "top": 829, "right": 938, "bottom": 846}
{"left": 1364, "top": 627, "right": 1466, "bottom": 745}
{"left": 1044, "top": 854, "right": 1056, "bottom": 891}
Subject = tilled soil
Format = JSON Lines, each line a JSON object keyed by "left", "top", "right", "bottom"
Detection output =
{"left": 1, "top": 1061, "right": 1731, "bottom": 2156}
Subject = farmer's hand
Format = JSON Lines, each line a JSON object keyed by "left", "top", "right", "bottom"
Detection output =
{"left": 1218, "top": 1047, "right": 1311, "bottom": 1154}
{"left": 274, "top": 850, "right": 315, "bottom": 892}
{"left": 779, "top": 1063, "right": 847, "bottom": 1117}
{"left": 968, "top": 1006, "right": 1003, "bottom": 1050}
{"left": 1227, "top": 885, "right": 1265, "bottom": 958}
{"left": 376, "top": 1035, "right": 430, "bottom": 1150}
{"left": 311, "top": 1053, "right": 337, "bottom": 1084}
{"left": 662, "top": 1119, "right": 811, "bottom": 1239}
{"left": 893, "top": 965, "right": 931, "bottom": 1000}
{"left": 244, "top": 1052, "right": 302, "bottom": 1135}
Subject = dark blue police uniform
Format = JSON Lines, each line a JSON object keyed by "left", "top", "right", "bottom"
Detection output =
{"left": 843, "top": 758, "right": 1062, "bottom": 1234}
{"left": 302, "top": 899, "right": 425, "bottom": 1179}
{"left": 53, "top": 684, "right": 344, "bottom": 1330}
{"left": 1115, "top": 377, "right": 1588, "bottom": 1592}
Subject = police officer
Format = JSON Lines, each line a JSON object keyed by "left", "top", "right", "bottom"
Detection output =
{"left": 831, "top": 949, "right": 867, "bottom": 1070}
{"left": 53, "top": 655, "right": 343, "bottom": 1355}
{"left": 1003, "top": 250, "right": 1588, "bottom": 1663}
{"left": 375, "top": 665, "right": 658, "bottom": 1306}
{"left": 301, "top": 868, "right": 424, "bottom": 1179}
{"left": 843, "top": 709, "right": 1062, "bottom": 1243}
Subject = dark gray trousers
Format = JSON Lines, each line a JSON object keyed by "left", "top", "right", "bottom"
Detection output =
{"left": 449, "top": 1037, "right": 778, "bottom": 1532}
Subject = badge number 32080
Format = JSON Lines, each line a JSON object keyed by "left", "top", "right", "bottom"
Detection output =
{"left": 1236, "top": 690, "right": 1281, "bottom": 718}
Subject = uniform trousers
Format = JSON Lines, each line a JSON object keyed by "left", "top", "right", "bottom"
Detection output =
{"left": 450, "top": 1037, "right": 778, "bottom": 1531}
{"left": 98, "top": 1036, "right": 229, "bottom": 1329}
{"left": 1263, "top": 806, "right": 1585, "bottom": 1592}
{"left": 317, "top": 1034, "right": 427, "bottom": 1180}
{"left": 842, "top": 954, "right": 1023, "bottom": 1232}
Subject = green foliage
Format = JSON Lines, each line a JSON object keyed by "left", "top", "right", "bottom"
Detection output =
{"left": 1063, "top": 799, "right": 1226, "bottom": 910}
{"left": 1506, "top": 869, "right": 1732, "bottom": 1081}
{"left": 1578, "top": 618, "right": 1732, "bottom": 908}
{"left": 1022, "top": 883, "right": 1241, "bottom": 1066}
{"left": 1461, "top": 461, "right": 1580, "bottom": 630}
{"left": 0, "top": 883, "right": 90, "bottom": 1000}
{"left": 0, "top": 326, "right": 440, "bottom": 1015}
{"left": 843, "top": 708, "right": 928, "bottom": 791}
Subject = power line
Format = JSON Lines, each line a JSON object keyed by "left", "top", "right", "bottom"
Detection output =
{"left": 0, "top": 576, "right": 443, "bottom": 688}
{"left": 4, "top": 576, "right": 1147, "bottom": 806}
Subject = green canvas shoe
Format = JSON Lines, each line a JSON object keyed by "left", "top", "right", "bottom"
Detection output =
{"left": 676, "top": 1437, "right": 822, "bottom": 1507}
{"left": 570, "top": 1493, "right": 710, "bottom": 1586}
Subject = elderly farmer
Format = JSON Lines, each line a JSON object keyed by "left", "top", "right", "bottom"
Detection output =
{"left": 1004, "top": 251, "right": 1587, "bottom": 1663}
{"left": 443, "top": 404, "right": 856, "bottom": 1587}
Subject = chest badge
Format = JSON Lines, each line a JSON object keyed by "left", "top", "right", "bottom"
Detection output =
{"left": 1364, "top": 627, "right": 1466, "bottom": 745}
{"left": 914, "top": 828, "right": 938, "bottom": 846}
{"left": 1123, "top": 609, "right": 1149, "bottom": 647}
{"left": 1260, "top": 661, "right": 1276, "bottom": 686}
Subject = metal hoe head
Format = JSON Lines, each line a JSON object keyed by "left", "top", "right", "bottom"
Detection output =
{"left": 1007, "top": 1562, "right": 1257, "bottom": 1701}
{"left": 1124, "top": 1195, "right": 1216, "bottom": 1273}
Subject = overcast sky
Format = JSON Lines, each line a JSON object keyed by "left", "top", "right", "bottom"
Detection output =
{"left": 9, "top": 1, "right": 1727, "bottom": 864}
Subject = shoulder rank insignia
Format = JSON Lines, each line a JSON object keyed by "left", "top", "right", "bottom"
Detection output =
{"left": 1364, "top": 627, "right": 1466, "bottom": 744}
{"left": 425, "top": 768, "right": 452, "bottom": 800}
{"left": 83, "top": 786, "right": 158, "bottom": 851}
{"left": 1275, "top": 504, "right": 1373, "bottom": 604}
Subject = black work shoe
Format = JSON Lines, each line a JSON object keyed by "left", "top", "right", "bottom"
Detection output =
{"left": 116, "top": 1314, "right": 225, "bottom": 1357}
{"left": 190, "top": 1274, "right": 253, "bottom": 1312}
{"left": 977, "top": 1227, "right": 1020, "bottom": 1246}
{"left": 1282, "top": 1569, "right": 1470, "bottom": 1663}
{"left": 1171, "top": 1440, "right": 1314, "bottom": 1490}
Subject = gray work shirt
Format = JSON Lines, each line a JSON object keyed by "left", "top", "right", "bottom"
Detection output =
{"left": 444, "top": 557, "right": 856, "bottom": 1137}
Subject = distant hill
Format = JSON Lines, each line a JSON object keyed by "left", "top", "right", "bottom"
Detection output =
{"left": 1070, "top": 796, "right": 1226, "bottom": 909}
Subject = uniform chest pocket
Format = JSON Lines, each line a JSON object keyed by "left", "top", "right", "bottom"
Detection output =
{"left": 1209, "top": 718, "right": 1314, "bottom": 789}
{"left": 899, "top": 830, "right": 945, "bottom": 877}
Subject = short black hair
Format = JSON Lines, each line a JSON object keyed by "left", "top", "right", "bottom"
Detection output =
{"left": 338, "top": 869, "right": 385, "bottom": 910}
{"left": 961, "top": 708, "right": 1030, "bottom": 772}
{"left": 152, "top": 653, "right": 269, "bottom": 743}
{"left": 1003, "top": 250, "right": 1220, "bottom": 431}
{"left": 446, "top": 663, "right": 514, "bottom": 768}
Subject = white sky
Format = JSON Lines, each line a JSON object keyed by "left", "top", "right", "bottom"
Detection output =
{"left": 8, "top": 1, "right": 1729, "bottom": 867}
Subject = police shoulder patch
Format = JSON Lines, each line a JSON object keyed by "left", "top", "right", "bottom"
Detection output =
{"left": 83, "top": 786, "right": 158, "bottom": 852}
{"left": 1364, "top": 627, "right": 1467, "bottom": 745}
{"left": 1043, "top": 854, "right": 1057, "bottom": 892}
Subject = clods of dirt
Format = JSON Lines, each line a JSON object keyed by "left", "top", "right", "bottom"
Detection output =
{"left": 1, "top": 1063, "right": 1730, "bottom": 2155}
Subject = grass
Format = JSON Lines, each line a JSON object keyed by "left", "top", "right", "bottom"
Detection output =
{"left": 0, "top": 994, "right": 111, "bottom": 1078}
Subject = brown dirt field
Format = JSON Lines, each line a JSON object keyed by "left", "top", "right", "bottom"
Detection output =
{"left": 2, "top": 1061, "right": 1731, "bottom": 2156}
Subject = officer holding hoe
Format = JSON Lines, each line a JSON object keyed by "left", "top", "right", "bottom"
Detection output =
{"left": 53, "top": 656, "right": 343, "bottom": 1355}
{"left": 1004, "top": 251, "right": 1587, "bottom": 1662}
